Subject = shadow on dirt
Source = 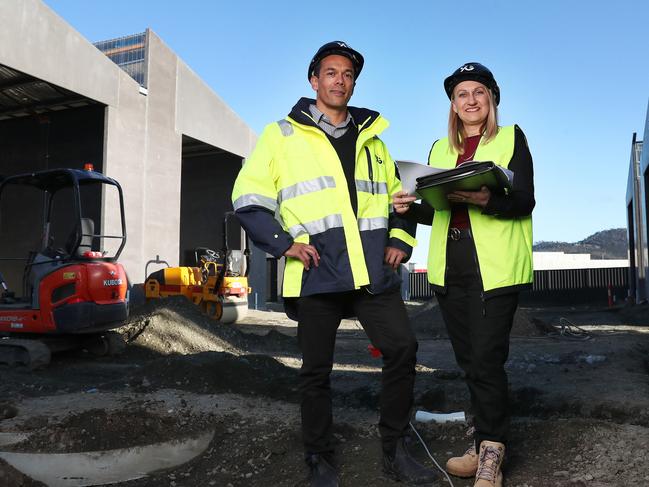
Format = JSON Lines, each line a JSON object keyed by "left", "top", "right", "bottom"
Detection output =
{"left": 128, "top": 352, "right": 300, "bottom": 401}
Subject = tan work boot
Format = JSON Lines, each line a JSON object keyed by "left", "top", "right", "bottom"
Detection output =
{"left": 446, "top": 443, "right": 478, "bottom": 477}
{"left": 474, "top": 440, "right": 505, "bottom": 487}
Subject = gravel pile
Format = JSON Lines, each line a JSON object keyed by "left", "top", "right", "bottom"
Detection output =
{"left": 121, "top": 296, "right": 298, "bottom": 356}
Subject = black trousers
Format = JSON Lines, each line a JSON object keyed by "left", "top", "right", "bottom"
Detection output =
{"left": 436, "top": 237, "right": 518, "bottom": 449}
{"left": 296, "top": 288, "right": 417, "bottom": 458}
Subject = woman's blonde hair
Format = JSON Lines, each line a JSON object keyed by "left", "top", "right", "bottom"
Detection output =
{"left": 447, "top": 86, "right": 499, "bottom": 154}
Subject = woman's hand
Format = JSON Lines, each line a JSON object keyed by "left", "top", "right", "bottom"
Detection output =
{"left": 392, "top": 191, "right": 417, "bottom": 214}
{"left": 447, "top": 185, "right": 491, "bottom": 208}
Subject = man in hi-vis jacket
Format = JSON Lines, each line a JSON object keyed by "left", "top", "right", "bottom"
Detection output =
{"left": 232, "top": 41, "right": 440, "bottom": 487}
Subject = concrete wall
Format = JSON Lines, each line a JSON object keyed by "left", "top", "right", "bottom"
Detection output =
{"left": 139, "top": 32, "right": 183, "bottom": 277}
{"left": 102, "top": 71, "right": 148, "bottom": 281}
{"left": 112, "top": 31, "right": 259, "bottom": 281}
{"left": 176, "top": 62, "right": 256, "bottom": 159}
{"left": 0, "top": 1, "right": 258, "bottom": 285}
{"left": 0, "top": 0, "right": 119, "bottom": 107}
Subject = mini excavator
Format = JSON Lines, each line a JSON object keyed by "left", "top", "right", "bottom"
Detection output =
{"left": 0, "top": 166, "right": 129, "bottom": 368}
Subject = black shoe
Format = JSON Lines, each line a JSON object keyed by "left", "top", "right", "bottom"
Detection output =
{"left": 383, "top": 438, "right": 441, "bottom": 485}
{"left": 306, "top": 454, "right": 339, "bottom": 487}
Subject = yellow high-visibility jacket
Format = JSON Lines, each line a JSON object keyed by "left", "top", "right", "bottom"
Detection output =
{"left": 232, "top": 98, "right": 416, "bottom": 298}
{"left": 427, "top": 125, "right": 533, "bottom": 297}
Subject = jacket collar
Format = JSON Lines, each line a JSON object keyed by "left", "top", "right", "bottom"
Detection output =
{"left": 288, "top": 97, "right": 385, "bottom": 135}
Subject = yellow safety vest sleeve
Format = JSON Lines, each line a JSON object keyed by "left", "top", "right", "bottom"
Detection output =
{"left": 384, "top": 147, "right": 418, "bottom": 252}
{"left": 232, "top": 123, "right": 293, "bottom": 258}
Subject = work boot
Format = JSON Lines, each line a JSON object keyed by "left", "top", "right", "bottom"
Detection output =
{"left": 446, "top": 425, "right": 478, "bottom": 478}
{"left": 383, "top": 437, "right": 442, "bottom": 485}
{"left": 306, "top": 454, "right": 339, "bottom": 487}
{"left": 446, "top": 443, "right": 478, "bottom": 477}
{"left": 474, "top": 440, "right": 505, "bottom": 487}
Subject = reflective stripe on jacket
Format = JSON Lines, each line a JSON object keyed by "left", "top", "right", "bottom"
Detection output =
{"left": 232, "top": 98, "right": 416, "bottom": 298}
{"left": 427, "top": 125, "right": 533, "bottom": 296}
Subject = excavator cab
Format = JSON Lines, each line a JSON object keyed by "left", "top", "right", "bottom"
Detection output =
{"left": 0, "top": 166, "right": 129, "bottom": 367}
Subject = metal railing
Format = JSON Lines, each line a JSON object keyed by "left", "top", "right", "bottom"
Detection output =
{"left": 531, "top": 267, "right": 627, "bottom": 291}
{"left": 408, "top": 272, "right": 433, "bottom": 299}
{"left": 407, "top": 267, "right": 629, "bottom": 300}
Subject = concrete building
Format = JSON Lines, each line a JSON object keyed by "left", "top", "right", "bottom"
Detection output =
{"left": 0, "top": 1, "right": 265, "bottom": 302}
{"left": 626, "top": 103, "right": 648, "bottom": 304}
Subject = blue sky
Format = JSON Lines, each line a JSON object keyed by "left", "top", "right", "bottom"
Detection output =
{"left": 44, "top": 0, "right": 649, "bottom": 265}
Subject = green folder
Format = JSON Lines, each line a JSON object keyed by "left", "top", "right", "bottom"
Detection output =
{"left": 416, "top": 161, "right": 513, "bottom": 210}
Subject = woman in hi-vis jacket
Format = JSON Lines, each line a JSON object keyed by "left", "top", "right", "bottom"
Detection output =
{"left": 393, "top": 62, "right": 535, "bottom": 487}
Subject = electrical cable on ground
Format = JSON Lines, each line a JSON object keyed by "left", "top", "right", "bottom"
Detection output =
{"left": 408, "top": 421, "right": 455, "bottom": 486}
{"left": 555, "top": 317, "right": 632, "bottom": 337}
{"left": 547, "top": 317, "right": 592, "bottom": 341}
{"left": 512, "top": 316, "right": 608, "bottom": 340}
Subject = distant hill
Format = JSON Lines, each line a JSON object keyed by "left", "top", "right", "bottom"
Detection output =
{"left": 533, "top": 228, "right": 628, "bottom": 260}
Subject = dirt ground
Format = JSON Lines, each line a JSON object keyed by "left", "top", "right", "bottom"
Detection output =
{"left": 0, "top": 295, "right": 648, "bottom": 487}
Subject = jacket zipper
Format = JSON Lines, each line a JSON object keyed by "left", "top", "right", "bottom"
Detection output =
{"left": 363, "top": 144, "right": 380, "bottom": 295}
{"left": 364, "top": 147, "right": 374, "bottom": 195}
{"left": 364, "top": 146, "right": 375, "bottom": 295}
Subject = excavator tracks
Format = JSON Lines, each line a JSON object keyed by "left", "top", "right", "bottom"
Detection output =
{"left": 0, "top": 338, "right": 51, "bottom": 369}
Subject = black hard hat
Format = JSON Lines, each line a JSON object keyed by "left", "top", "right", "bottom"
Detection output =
{"left": 444, "top": 62, "right": 500, "bottom": 105}
{"left": 308, "top": 41, "right": 364, "bottom": 81}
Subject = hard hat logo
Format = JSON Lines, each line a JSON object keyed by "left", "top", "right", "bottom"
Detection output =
{"left": 444, "top": 62, "right": 500, "bottom": 105}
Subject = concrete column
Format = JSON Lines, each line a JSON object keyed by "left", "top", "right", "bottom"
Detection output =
{"left": 102, "top": 73, "right": 147, "bottom": 282}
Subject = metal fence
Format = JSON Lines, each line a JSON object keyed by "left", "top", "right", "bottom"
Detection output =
{"left": 531, "top": 267, "right": 627, "bottom": 291}
{"left": 408, "top": 272, "right": 433, "bottom": 299}
{"left": 408, "top": 267, "right": 629, "bottom": 300}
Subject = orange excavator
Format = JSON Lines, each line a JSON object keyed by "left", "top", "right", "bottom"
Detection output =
{"left": 0, "top": 166, "right": 129, "bottom": 368}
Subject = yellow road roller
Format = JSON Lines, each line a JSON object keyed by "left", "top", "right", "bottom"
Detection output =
{"left": 144, "top": 213, "right": 250, "bottom": 324}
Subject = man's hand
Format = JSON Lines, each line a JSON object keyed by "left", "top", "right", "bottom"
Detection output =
{"left": 284, "top": 243, "right": 320, "bottom": 270}
{"left": 447, "top": 185, "right": 491, "bottom": 208}
{"left": 384, "top": 246, "right": 407, "bottom": 270}
{"left": 392, "top": 190, "right": 417, "bottom": 214}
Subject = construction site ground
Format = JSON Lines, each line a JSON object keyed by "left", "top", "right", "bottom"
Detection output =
{"left": 1, "top": 296, "right": 648, "bottom": 487}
